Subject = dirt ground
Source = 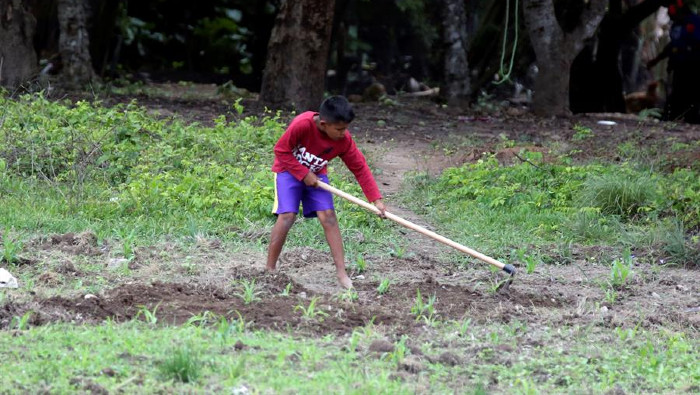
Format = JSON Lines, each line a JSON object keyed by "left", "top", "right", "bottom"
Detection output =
{"left": 1, "top": 90, "right": 698, "bottom": 350}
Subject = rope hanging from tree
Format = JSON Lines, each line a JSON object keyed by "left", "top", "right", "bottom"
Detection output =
{"left": 495, "top": 0, "right": 519, "bottom": 85}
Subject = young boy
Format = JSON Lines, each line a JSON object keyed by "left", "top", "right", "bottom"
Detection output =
{"left": 266, "top": 96, "right": 386, "bottom": 289}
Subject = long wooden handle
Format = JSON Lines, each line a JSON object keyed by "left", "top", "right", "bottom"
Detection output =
{"left": 316, "top": 181, "right": 515, "bottom": 274}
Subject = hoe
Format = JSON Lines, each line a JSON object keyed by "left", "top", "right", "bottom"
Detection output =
{"left": 317, "top": 181, "right": 516, "bottom": 288}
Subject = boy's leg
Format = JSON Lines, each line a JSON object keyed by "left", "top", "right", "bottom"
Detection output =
{"left": 267, "top": 171, "right": 303, "bottom": 272}
{"left": 316, "top": 209, "right": 353, "bottom": 289}
{"left": 266, "top": 212, "right": 296, "bottom": 271}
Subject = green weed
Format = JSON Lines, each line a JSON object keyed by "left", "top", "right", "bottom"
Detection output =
{"left": 233, "top": 278, "right": 261, "bottom": 304}
{"left": 10, "top": 311, "right": 33, "bottom": 330}
{"left": 458, "top": 318, "right": 472, "bottom": 337}
{"left": 280, "top": 282, "right": 292, "bottom": 296}
{"left": 572, "top": 124, "right": 594, "bottom": 141}
{"left": 135, "top": 303, "right": 161, "bottom": 325}
{"left": 390, "top": 244, "right": 406, "bottom": 258}
{"left": 158, "top": 347, "right": 201, "bottom": 383}
{"left": 387, "top": 335, "right": 408, "bottom": 366}
{"left": 1, "top": 230, "right": 23, "bottom": 265}
{"left": 610, "top": 248, "right": 633, "bottom": 289}
{"left": 185, "top": 311, "right": 217, "bottom": 327}
{"left": 353, "top": 254, "right": 367, "bottom": 274}
{"left": 336, "top": 289, "right": 359, "bottom": 302}
{"left": 410, "top": 289, "right": 437, "bottom": 323}
{"left": 376, "top": 278, "right": 391, "bottom": 295}
{"left": 295, "top": 297, "right": 329, "bottom": 320}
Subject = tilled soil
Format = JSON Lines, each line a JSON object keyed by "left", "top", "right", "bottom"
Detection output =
{"left": 2, "top": 243, "right": 698, "bottom": 337}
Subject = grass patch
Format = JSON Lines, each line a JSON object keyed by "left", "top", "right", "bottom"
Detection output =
{"left": 0, "top": 318, "right": 696, "bottom": 393}
{"left": 399, "top": 152, "right": 699, "bottom": 265}
{"left": 0, "top": 93, "right": 398, "bottom": 258}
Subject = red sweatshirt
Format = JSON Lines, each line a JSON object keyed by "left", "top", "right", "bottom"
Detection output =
{"left": 272, "top": 111, "right": 382, "bottom": 202}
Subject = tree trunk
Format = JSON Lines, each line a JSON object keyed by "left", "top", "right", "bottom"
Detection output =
{"left": 0, "top": 0, "right": 37, "bottom": 89}
{"left": 260, "top": 0, "right": 336, "bottom": 111}
{"left": 57, "top": 0, "right": 96, "bottom": 89}
{"left": 523, "top": 0, "right": 606, "bottom": 116}
{"left": 440, "top": 0, "right": 471, "bottom": 107}
{"left": 570, "top": 0, "right": 667, "bottom": 113}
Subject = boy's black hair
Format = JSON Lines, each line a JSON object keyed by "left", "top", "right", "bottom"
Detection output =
{"left": 319, "top": 96, "right": 355, "bottom": 123}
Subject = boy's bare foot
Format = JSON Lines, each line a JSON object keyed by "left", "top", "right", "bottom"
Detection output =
{"left": 265, "top": 264, "right": 276, "bottom": 272}
{"left": 337, "top": 273, "right": 353, "bottom": 289}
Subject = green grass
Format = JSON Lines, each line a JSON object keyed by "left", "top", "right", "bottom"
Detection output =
{"left": 400, "top": 152, "right": 700, "bottom": 265}
{"left": 0, "top": 92, "right": 399, "bottom": 259}
{"left": 0, "top": 318, "right": 696, "bottom": 393}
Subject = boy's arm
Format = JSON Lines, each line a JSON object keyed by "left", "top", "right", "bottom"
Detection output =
{"left": 274, "top": 122, "right": 312, "bottom": 181}
{"left": 339, "top": 138, "right": 382, "bottom": 203}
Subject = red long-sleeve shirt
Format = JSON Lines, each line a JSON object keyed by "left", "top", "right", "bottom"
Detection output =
{"left": 272, "top": 111, "right": 382, "bottom": 202}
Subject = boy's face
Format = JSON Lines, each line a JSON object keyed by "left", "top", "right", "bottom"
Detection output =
{"left": 319, "top": 120, "right": 349, "bottom": 140}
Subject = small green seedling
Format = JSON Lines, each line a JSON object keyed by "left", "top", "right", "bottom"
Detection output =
{"left": 377, "top": 279, "right": 391, "bottom": 295}
{"left": 336, "top": 288, "right": 359, "bottom": 302}
{"left": 295, "top": 296, "right": 329, "bottom": 319}
{"left": 185, "top": 311, "right": 217, "bottom": 327}
{"left": 387, "top": 335, "right": 408, "bottom": 366}
{"left": 610, "top": 248, "right": 633, "bottom": 289}
{"left": 354, "top": 255, "right": 367, "bottom": 274}
{"left": 11, "top": 311, "right": 33, "bottom": 330}
{"left": 281, "top": 282, "right": 293, "bottom": 296}
{"left": 233, "top": 278, "right": 261, "bottom": 304}
{"left": 458, "top": 318, "right": 472, "bottom": 337}
{"left": 135, "top": 302, "right": 161, "bottom": 325}
{"left": 410, "top": 289, "right": 437, "bottom": 323}
{"left": 390, "top": 244, "right": 406, "bottom": 259}
{"left": 605, "top": 288, "right": 617, "bottom": 305}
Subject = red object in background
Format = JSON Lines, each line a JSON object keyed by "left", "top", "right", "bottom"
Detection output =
{"left": 669, "top": 5, "right": 677, "bottom": 16}
{"left": 687, "top": 23, "right": 696, "bottom": 33}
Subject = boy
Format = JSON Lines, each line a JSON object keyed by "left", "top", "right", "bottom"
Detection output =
{"left": 266, "top": 96, "right": 386, "bottom": 289}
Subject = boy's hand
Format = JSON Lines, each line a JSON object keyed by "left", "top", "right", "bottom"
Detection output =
{"left": 373, "top": 199, "right": 387, "bottom": 218}
{"left": 303, "top": 172, "right": 319, "bottom": 187}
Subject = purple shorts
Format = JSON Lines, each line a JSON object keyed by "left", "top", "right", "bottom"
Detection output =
{"left": 272, "top": 171, "right": 334, "bottom": 218}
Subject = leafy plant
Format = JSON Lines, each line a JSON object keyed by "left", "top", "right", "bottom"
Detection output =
{"left": 605, "top": 288, "right": 618, "bottom": 305}
{"left": 516, "top": 248, "right": 539, "bottom": 274}
{"left": 295, "top": 297, "right": 329, "bottom": 320}
{"left": 376, "top": 279, "right": 391, "bottom": 295}
{"left": 572, "top": 124, "right": 594, "bottom": 141}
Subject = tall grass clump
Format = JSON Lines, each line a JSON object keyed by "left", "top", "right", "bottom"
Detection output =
{"left": 577, "top": 171, "right": 658, "bottom": 220}
{"left": 159, "top": 347, "right": 201, "bottom": 383}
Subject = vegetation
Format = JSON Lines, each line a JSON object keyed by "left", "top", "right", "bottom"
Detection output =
{"left": 402, "top": 150, "right": 700, "bottom": 265}
{"left": 1, "top": 93, "right": 698, "bottom": 393}
{"left": 0, "top": 92, "right": 394, "bottom": 257}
